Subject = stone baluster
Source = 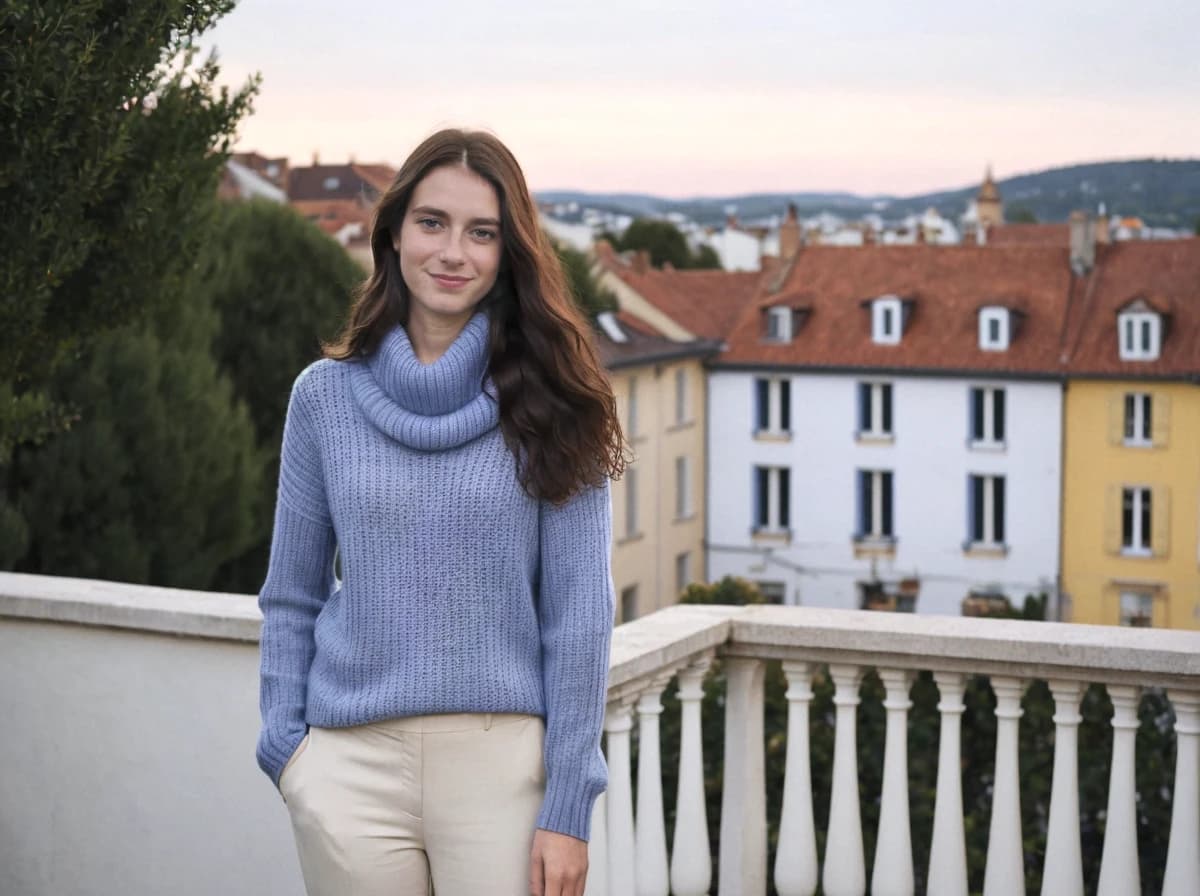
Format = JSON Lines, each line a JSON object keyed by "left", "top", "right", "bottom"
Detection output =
{"left": 982, "top": 677, "right": 1026, "bottom": 896}
{"left": 1163, "top": 691, "right": 1200, "bottom": 896}
{"left": 719, "top": 657, "right": 767, "bottom": 895}
{"left": 871, "top": 670, "right": 914, "bottom": 896}
{"left": 1097, "top": 685, "right": 1141, "bottom": 896}
{"left": 670, "top": 655, "right": 713, "bottom": 896}
{"left": 775, "top": 661, "right": 818, "bottom": 896}
{"left": 927, "top": 672, "right": 968, "bottom": 896}
{"left": 584, "top": 791, "right": 609, "bottom": 896}
{"left": 635, "top": 675, "right": 672, "bottom": 896}
{"left": 1040, "top": 680, "right": 1084, "bottom": 896}
{"left": 822, "top": 664, "right": 865, "bottom": 896}
{"left": 604, "top": 702, "right": 636, "bottom": 896}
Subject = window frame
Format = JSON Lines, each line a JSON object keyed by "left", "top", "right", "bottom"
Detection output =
{"left": 675, "top": 455, "right": 692, "bottom": 519}
{"left": 969, "top": 386, "right": 1007, "bottom": 447}
{"left": 872, "top": 296, "right": 903, "bottom": 345}
{"left": 752, "top": 465, "right": 791, "bottom": 534}
{"left": 857, "top": 381, "right": 894, "bottom": 439}
{"left": 754, "top": 377, "right": 792, "bottom": 435}
{"left": 624, "top": 466, "right": 639, "bottom": 538}
{"left": 967, "top": 473, "right": 1006, "bottom": 548}
{"left": 1123, "top": 392, "right": 1152, "bottom": 446}
{"left": 978, "top": 307, "right": 1010, "bottom": 351}
{"left": 856, "top": 469, "right": 895, "bottom": 540}
{"left": 765, "top": 306, "right": 793, "bottom": 343}
{"left": 674, "top": 368, "right": 690, "bottom": 425}
{"left": 1118, "top": 590, "right": 1154, "bottom": 628}
{"left": 1120, "top": 486, "right": 1152, "bottom": 555}
{"left": 1118, "top": 311, "right": 1162, "bottom": 361}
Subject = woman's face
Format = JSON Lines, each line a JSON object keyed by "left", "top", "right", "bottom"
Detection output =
{"left": 394, "top": 164, "right": 503, "bottom": 328}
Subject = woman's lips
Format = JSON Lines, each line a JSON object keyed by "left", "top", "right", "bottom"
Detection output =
{"left": 429, "top": 273, "right": 471, "bottom": 289}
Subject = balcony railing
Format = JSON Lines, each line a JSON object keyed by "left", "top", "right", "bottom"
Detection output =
{"left": 2, "top": 573, "right": 1198, "bottom": 896}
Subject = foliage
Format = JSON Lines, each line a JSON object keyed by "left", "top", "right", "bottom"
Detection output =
{"left": 555, "top": 243, "right": 618, "bottom": 319}
{"left": 0, "top": 1, "right": 257, "bottom": 447}
{"left": 8, "top": 274, "right": 264, "bottom": 590}
{"left": 1007, "top": 205, "right": 1038, "bottom": 224}
{"left": 196, "top": 199, "right": 362, "bottom": 591}
{"left": 648, "top": 578, "right": 1174, "bottom": 894}
{"left": 691, "top": 243, "right": 722, "bottom": 269}
{"left": 611, "top": 218, "right": 723, "bottom": 270}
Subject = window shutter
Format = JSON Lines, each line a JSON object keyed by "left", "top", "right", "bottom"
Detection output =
{"left": 754, "top": 467, "right": 768, "bottom": 528}
{"left": 966, "top": 475, "right": 976, "bottom": 543}
{"left": 882, "top": 384, "right": 893, "bottom": 434}
{"left": 755, "top": 379, "right": 770, "bottom": 431}
{"left": 858, "top": 471, "right": 870, "bottom": 537}
{"left": 780, "top": 380, "right": 791, "bottom": 432}
{"left": 970, "top": 475, "right": 984, "bottom": 542}
{"left": 779, "top": 468, "right": 791, "bottom": 528}
{"left": 994, "top": 476, "right": 1006, "bottom": 544}
{"left": 858, "top": 383, "right": 870, "bottom": 433}
{"left": 1152, "top": 394, "right": 1171, "bottom": 448}
{"left": 1103, "top": 485, "right": 1121, "bottom": 554}
{"left": 1152, "top": 486, "right": 1170, "bottom": 557}
{"left": 882, "top": 471, "right": 894, "bottom": 537}
{"left": 970, "top": 388, "right": 984, "bottom": 441}
{"left": 1107, "top": 393, "right": 1125, "bottom": 445}
{"left": 994, "top": 389, "right": 1006, "bottom": 442}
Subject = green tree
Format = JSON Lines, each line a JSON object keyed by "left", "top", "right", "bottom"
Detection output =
{"left": 9, "top": 276, "right": 264, "bottom": 589}
{"left": 0, "top": 2, "right": 257, "bottom": 481}
{"left": 1007, "top": 205, "right": 1038, "bottom": 224}
{"left": 197, "top": 200, "right": 363, "bottom": 591}
{"left": 691, "top": 243, "right": 722, "bottom": 269}
{"left": 616, "top": 219, "right": 695, "bottom": 269}
{"left": 555, "top": 243, "right": 618, "bottom": 319}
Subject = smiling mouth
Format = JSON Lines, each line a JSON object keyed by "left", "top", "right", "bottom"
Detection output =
{"left": 429, "top": 273, "right": 472, "bottom": 287}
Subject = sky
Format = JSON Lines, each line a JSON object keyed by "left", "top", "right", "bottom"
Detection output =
{"left": 200, "top": 0, "right": 1200, "bottom": 198}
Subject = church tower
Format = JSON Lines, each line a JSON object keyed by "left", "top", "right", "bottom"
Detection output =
{"left": 976, "top": 165, "right": 1004, "bottom": 229}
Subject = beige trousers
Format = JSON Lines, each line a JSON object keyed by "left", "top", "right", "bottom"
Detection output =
{"left": 279, "top": 712, "right": 545, "bottom": 896}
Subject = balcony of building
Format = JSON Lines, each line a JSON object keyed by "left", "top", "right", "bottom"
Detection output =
{"left": 1, "top": 571, "right": 1197, "bottom": 895}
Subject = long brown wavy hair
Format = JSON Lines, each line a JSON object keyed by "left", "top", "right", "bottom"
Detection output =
{"left": 325, "top": 128, "right": 627, "bottom": 503}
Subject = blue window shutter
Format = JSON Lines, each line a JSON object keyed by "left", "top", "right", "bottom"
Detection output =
{"left": 779, "top": 468, "right": 791, "bottom": 528}
{"left": 994, "top": 389, "right": 1006, "bottom": 442}
{"left": 754, "top": 467, "right": 768, "bottom": 528}
{"left": 970, "top": 388, "right": 983, "bottom": 441}
{"left": 882, "top": 471, "right": 894, "bottom": 537}
{"left": 780, "top": 380, "right": 791, "bottom": 432}
{"left": 857, "top": 470, "right": 871, "bottom": 536}
{"left": 858, "top": 383, "right": 870, "bottom": 432}
{"left": 755, "top": 379, "right": 770, "bottom": 431}
{"left": 994, "top": 476, "right": 1006, "bottom": 543}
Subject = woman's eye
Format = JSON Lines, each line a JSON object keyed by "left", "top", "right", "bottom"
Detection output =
{"left": 472, "top": 229, "right": 497, "bottom": 241}
{"left": 417, "top": 217, "right": 442, "bottom": 230}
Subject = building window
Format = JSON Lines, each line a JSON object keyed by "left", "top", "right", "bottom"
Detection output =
{"left": 624, "top": 468, "right": 638, "bottom": 538}
{"left": 627, "top": 375, "right": 639, "bottom": 438}
{"left": 872, "top": 296, "right": 903, "bottom": 345}
{"left": 753, "top": 466, "right": 791, "bottom": 532}
{"left": 968, "top": 474, "right": 1006, "bottom": 547}
{"left": 322, "top": 176, "right": 340, "bottom": 190}
{"left": 970, "top": 387, "right": 1006, "bottom": 445}
{"left": 1118, "top": 312, "right": 1161, "bottom": 361}
{"left": 857, "top": 470, "right": 894, "bottom": 539}
{"left": 858, "top": 382, "right": 893, "bottom": 438}
{"left": 979, "top": 307, "right": 1010, "bottom": 351}
{"left": 1119, "top": 591, "right": 1154, "bottom": 627}
{"left": 675, "top": 552, "right": 692, "bottom": 595}
{"left": 620, "top": 585, "right": 638, "bottom": 623}
{"left": 1121, "top": 486, "right": 1151, "bottom": 554}
{"left": 754, "top": 378, "right": 791, "bottom": 434}
{"left": 766, "top": 306, "right": 793, "bottom": 342}
{"left": 1123, "top": 393, "right": 1152, "bottom": 445}
{"left": 674, "top": 368, "right": 689, "bottom": 424}
{"left": 675, "top": 455, "right": 692, "bottom": 518}
{"left": 756, "top": 581, "right": 786, "bottom": 604}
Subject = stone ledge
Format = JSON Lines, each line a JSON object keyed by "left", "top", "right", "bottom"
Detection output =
{"left": 0, "top": 572, "right": 261, "bottom": 643}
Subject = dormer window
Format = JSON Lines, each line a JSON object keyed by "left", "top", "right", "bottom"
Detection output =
{"left": 766, "top": 306, "right": 793, "bottom": 342}
{"left": 1118, "top": 310, "right": 1161, "bottom": 361}
{"left": 323, "top": 176, "right": 340, "bottom": 190}
{"left": 979, "top": 307, "right": 1010, "bottom": 351}
{"left": 871, "top": 296, "right": 903, "bottom": 345}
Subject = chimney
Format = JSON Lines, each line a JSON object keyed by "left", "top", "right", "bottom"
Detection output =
{"left": 779, "top": 203, "right": 801, "bottom": 260}
{"left": 1095, "top": 204, "right": 1110, "bottom": 245}
{"left": 631, "top": 250, "right": 651, "bottom": 274}
{"left": 312, "top": 150, "right": 320, "bottom": 166}
{"left": 1069, "top": 211, "right": 1095, "bottom": 272}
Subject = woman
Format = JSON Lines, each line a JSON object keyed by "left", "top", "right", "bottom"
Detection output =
{"left": 255, "top": 128, "right": 625, "bottom": 896}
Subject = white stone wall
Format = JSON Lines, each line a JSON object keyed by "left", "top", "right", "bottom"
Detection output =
{"left": 706, "top": 370, "right": 1063, "bottom": 615}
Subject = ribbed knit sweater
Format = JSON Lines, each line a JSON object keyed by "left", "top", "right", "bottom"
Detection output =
{"left": 255, "top": 311, "right": 614, "bottom": 841}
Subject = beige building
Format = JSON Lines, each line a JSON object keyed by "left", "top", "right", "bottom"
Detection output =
{"left": 595, "top": 311, "right": 718, "bottom": 622}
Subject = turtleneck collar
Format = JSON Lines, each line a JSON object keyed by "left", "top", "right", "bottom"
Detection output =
{"left": 349, "top": 311, "right": 499, "bottom": 451}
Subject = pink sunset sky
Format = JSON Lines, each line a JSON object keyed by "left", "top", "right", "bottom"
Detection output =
{"left": 202, "top": 0, "right": 1200, "bottom": 198}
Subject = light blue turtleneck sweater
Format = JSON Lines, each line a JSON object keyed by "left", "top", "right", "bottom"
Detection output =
{"left": 255, "top": 311, "right": 614, "bottom": 841}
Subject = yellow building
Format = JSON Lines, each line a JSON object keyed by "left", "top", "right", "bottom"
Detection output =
{"left": 1061, "top": 239, "right": 1200, "bottom": 628}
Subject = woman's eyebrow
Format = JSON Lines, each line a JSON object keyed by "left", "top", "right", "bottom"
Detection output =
{"left": 409, "top": 205, "right": 500, "bottom": 227}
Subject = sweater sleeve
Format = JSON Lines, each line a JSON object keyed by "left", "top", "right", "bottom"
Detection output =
{"left": 255, "top": 373, "right": 337, "bottom": 787}
{"left": 534, "top": 480, "right": 615, "bottom": 841}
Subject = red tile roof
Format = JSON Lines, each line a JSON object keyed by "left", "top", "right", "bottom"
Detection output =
{"left": 594, "top": 310, "right": 719, "bottom": 370}
{"left": 1062, "top": 239, "right": 1200, "bottom": 377}
{"left": 987, "top": 223, "right": 1070, "bottom": 247}
{"left": 720, "top": 244, "right": 1075, "bottom": 374}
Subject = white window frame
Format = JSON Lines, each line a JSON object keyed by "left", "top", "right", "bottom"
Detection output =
{"left": 626, "top": 375, "right": 639, "bottom": 438}
{"left": 1118, "top": 311, "right": 1161, "bottom": 361}
{"left": 858, "top": 381, "right": 893, "bottom": 438}
{"left": 754, "top": 377, "right": 791, "bottom": 435}
{"left": 968, "top": 474, "right": 1006, "bottom": 547}
{"left": 753, "top": 466, "right": 790, "bottom": 533}
{"left": 979, "top": 307, "right": 1010, "bottom": 351}
{"left": 1123, "top": 393, "right": 1152, "bottom": 446}
{"left": 1121, "top": 486, "right": 1152, "bottom": 555}
{"left": 624, "top": 467, "right": 639, "bottom": 538}
{"left": 857, "top": 469, "right": 894, "bottom": 539}
{"left": 970, "top": 386, "right": 1006, "bottom": 447}
{"left": 872, "top": 296, "right": 903, "bottom": 345}
{"left": 322, "top": 176, "right": 340, "bottom": 190}
{"left": 675, "top": 455, "right": 692, "bottom": 519}
{"left": 674, "top": 368, "right": 689, "bottom": 424}
{"left": 766, "top": 306, "right": 793, "bottom": 342}
{"left": 1119, "top": 590, "right": 1154, "bottom": 627}
{"left": 675, "top": 552, "right": 692, "bottom": 595}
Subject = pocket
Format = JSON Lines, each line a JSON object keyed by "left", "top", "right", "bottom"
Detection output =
{"left": 279, "top": 731, "right": 311, "bottom": 801}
